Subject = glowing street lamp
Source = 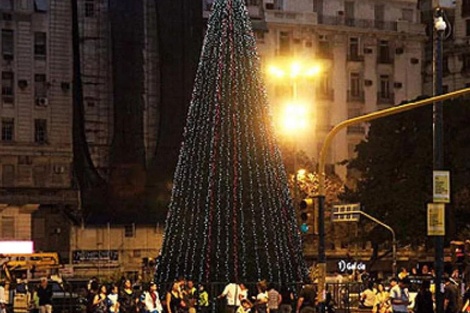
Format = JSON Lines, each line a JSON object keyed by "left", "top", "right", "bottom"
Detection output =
{"left": 268, "top": 58, "right": 321, "bottom": 214}
{"left": 281, "top": 103, "right": 309, "bottom": 134}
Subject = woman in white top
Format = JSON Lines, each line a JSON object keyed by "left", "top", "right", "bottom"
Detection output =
{"left": 144, "top": 282, "right": 163, "bottom": 313}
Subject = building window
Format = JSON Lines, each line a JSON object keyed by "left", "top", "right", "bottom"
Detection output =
{"left": 317, "top": 73, "right": 333, "bottom": 100}
{"left": 2, "top": 71, "right": 14, "bottom": 101}
{"left": 34, "top": 0, "right": 48, "bottom": 12}
{"left": 2, "top": 164, "right": 14, "bottom": 187}
{"left": 402, "top": 9, "right": 414, "bottom": 22}
{"left": 279, "top": 31, "right": 290, "bottom": 56}
{"left": 124, "top": 224, "right": 135, "bottom": 237}
{"left": 345, "top": 1, "right": 355, "bottom": 26}
{"left": 313, "top": 0, "right": 323, "bottom": 13}
{"left": 379, "top": 75, "right": 391, "bottom": 98}
{"left": 34, "top": 119, "right": 47, "bottom": 144}
{"left": 1, "top": 216, "right": 14, "bottom": 238}
{"left": 19, "top": 0, "right": 29, "bottom": 10}
{"left": 34, "top": 74, "right": 47, "bottom": 98}
{"left": 84, "top": 0, "right": 95, "bottom": 17}
{"left": 0, "top": 0, "right": 12, "bottom": 11}
{"left": 350, "top": 72, "right": 361, "bottom": 97}
{"left": 348, "top": 37, "right": 360, "bottom": 60}
{"left": 34, "top": 32, "right": 47, "bottom": 59}
{"left": 378, "top": 40, "right": 391, "bottom": 63}
{"left": 317, "top": 37, "right": 332, "bottom": 59}
{"left": 463, "top": 0, "right": 470, "bottom": 17}
{"left": 273, "top": 0, "right": 282, "bottom": 10}
{"left": 466, "top": 19, "right": 470, "bottom": 36}
{"left": 254, "top": 30, "right": 265, "bottom": 42}
{"left": 1, "top": 118, "right": 13, "bottom": 142}
{"left": 374, "top": 4, "right": 385, "bottom": 29}
{"left": 2, "top": 29, "right": 13, "bottom": 60}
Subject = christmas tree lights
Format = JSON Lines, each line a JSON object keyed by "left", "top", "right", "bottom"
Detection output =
{"left": 155, "top": 0, "right": 308, "bottom": 284}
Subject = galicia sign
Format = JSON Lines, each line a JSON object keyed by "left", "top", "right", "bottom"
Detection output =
{"left": 337, "top": 260, "right": 366, "bottom": 273}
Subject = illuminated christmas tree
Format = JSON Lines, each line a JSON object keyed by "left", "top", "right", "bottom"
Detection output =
{"left": 155, "top": 0, "right": 308, "bottom": 284}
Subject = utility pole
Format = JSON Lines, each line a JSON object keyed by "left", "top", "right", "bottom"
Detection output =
{"left": 433, "top": 8, "right": 447, "bottom": 313}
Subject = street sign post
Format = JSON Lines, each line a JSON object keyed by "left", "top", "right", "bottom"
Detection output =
{"left": 332, "top": 204, "right": 397, "bottom": 276}
{"left": 332, "top": 203, "right": 361, "bottom": 222}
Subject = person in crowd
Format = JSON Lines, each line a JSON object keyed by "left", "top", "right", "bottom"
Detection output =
{"left": 239, "top": 283, "right": 249, "bottom": 302}
{"left": 218, "top": 282, "right": 242, "bottom": 313}
{"left": 359, "top": 281, "right": 376, "bottom": 311}
{"left": 166, "top": 281, "right": 185, "bottom": 313}
{"left": 253, "top": 280, "right": 268, "bottom": 313}
{"left": 267, "top": 284, "right": 282, "bottom": 313}
{"left": 324, "top": 285, "right": 335, "bottom": 313}
{"left": 197, "top": 284, "right": 210, "bottom": 313}
{"left": 37, "top": 277, "right": 53, "bottom": 313}
{"left": 0, "top": 281, "right": 7, "bottom": 313}
{"left": 390, "top": 278, "right": 410, "bottom": 313}
{"left": 444, "top": 276, "right": 459, "bottom": 313}
{"left": 375, "top": 283, "right": 390, "bottom": 313}
{"left": 143, "top": 282, "right": 163, "bottom": 313}
{"left": 87, "top": 281, "right": 100, "bottom": 313}
{"left": 461, "top": 284, "right": 470, "bottom": 313}
{"left": 88, "top": 277, "right": 99, "bottom": 291}
{"left": 421, "top": 265, "right": 432, "bottom": 276}
{"left": 92, "top": 284, "right": 109, "bottom": 313}
{"left": 108, "top": 284, "right": 120, "bottom": 313}
{"left": 236, "top": 299, "right": 253, "bottom": 313}
{"left": 398, "top": 268, "right": 409, "bottom": 280}
{"left": 279, "top": 286, "right": 294, "bottom": 313}
{"left": 184, "top": 280, "right": 197, "bottom": 313}
{"left": 29, "top": 284, "right": 40, "bottom": 313}
{"left": 119, "top": 279, "right": 139, "bottom": 313}
{"left": 413, "top": 280, "right": 433, "bottom": 313}
{"left": 296, "top": 284, "right": 316, "bottom": 313}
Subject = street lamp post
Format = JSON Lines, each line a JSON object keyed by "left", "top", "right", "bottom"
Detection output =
{"left": 433, "top": 8, "right": 447, "bottom": 313}
{"left": 268, "top": 59, "right": 321, "bottom": 205}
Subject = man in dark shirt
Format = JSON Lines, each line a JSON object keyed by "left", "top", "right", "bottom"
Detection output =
{"left": 444, "top": 276, "right": 460, "bottom": 313}
{"left": 296, "top": 284, "right": 317, "bottom": 313}
{"left": 37, "top": 277, "right": 53, "bottom": 313}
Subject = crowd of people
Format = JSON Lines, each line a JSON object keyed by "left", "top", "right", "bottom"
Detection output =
{"left": 86, "top": 278, "right": 209, "bottom": 313}
{"left": 5, "top": 264, "right": 470, "bottom": 313}
{"left": 356, "top": 267, "right": 467, "bottom": 313}
{"left": 85, "top": 278, "right": 299, "bottom": 313}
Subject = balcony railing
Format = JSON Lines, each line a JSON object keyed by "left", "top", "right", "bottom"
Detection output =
{"left": 377, "top": 55, "right": 394, "bottom": 64}
{"left": 347, "top": 54, "right": 364, "bottom": 62}
{"left": 347, "top": 90, "right": 365, "bottom": 103}
{"left": 319, "top": 15, "right": 398, "bottom": 31}
{"left": 264, "top": 10, "right": 317, "bottom": 26}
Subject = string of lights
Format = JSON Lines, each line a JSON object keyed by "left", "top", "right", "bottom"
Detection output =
{"left": 155, "top": 0, "right": 308, "bottom": 284}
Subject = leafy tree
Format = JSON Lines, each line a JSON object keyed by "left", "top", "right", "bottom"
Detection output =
{"left": 341, "top": 97, "right": 470, "bottom": 251}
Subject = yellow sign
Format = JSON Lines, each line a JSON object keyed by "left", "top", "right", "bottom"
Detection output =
{"left": 433, "top": 171, "right": 450, "bottom": 203}
{"left": 427, "top": 203, "right": 445, "bottom": 236}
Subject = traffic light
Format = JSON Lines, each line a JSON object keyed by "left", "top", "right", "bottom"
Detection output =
{"left": 299, "top": 198, "right": 318, "bottom": 235}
